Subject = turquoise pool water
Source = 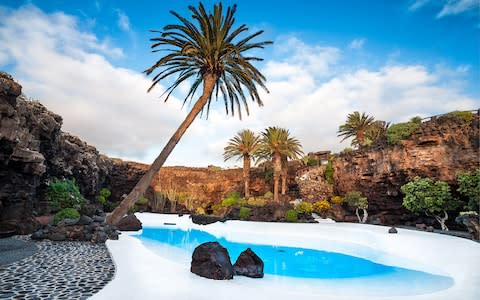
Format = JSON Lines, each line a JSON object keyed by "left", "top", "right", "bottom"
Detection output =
{"left": 136, "top": 226, "right": 454, "bottom": 286}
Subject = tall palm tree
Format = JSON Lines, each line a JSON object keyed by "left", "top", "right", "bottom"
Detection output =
{"left": 107, "top": 3, "right": 272, "bottom": 225}
{"left": 259, "top": 127, "right": 303, "bottom": 202}
{"left": 365, "top": 120, "right": 390, "bottom": 144}
{"left": 223, "top": 129, "right": 260, "bottom": 198}
{"left": 337, "top": 111, "right": 375, "bottom": 147}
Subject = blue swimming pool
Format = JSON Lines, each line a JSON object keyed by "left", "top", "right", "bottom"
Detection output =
{"left": 135, "top": 226, "right": 453, "bottom": 285}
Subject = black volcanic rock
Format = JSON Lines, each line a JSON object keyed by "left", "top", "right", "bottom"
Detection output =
{"left": 233, "top": 248, "right": 264, "bottom": 278}
{"left": 191, "top": 242, "right": 233, "bottom": 280}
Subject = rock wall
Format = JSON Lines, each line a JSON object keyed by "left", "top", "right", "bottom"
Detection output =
{"left": 0, "top": 73, "right": 147, "bottom": 234}
{"left": 333, "top": 115, "right": 480, "bottom": 224}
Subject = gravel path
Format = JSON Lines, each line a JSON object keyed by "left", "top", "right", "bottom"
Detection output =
{"left": 0, "top": 237, "right": 38, "bottom": 267}
{"left": 0, "top": 236, "right": 115, "bottom": 300}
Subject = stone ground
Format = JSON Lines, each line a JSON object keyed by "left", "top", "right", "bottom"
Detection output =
{"left": 0, "top": 236, "right": 115, "bottom": 299}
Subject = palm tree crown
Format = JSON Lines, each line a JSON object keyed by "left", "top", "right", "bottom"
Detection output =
{"left": 144, "top": 3, "right": 272, "bottom": 119}
{"left": 337, "top": 111, "right": 375, "bottom": 147}
{"left": 224, "top": 129, "right": 260, "bottom": 161}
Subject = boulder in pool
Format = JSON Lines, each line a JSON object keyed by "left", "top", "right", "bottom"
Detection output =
{"left": 191, "top": 242, "right": 233, "bottom": 280}
{"left": 233, "top": 248, "right": 264, "bottom": 278}
{"left": 115, "top": 214, "right": 142, "bottom": 231}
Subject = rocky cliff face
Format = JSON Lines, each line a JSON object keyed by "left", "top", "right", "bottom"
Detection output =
{"left": 333, "top": 115, "right": 479, "bottom": 224}
{"left": 0, "top": 73, "right": 146, "bottom": 234}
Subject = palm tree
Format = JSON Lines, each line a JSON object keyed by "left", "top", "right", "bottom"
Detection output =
{"left": 223, "top": 129, "right": 260, "bottom": 198}
{"left": 259, "top": 127, "right": 303, "bottom": 202}
{"left": 107, "top": 3, "right": 272, "bottom": 225}
{"left": 337, "top": 111, "right": 375, "bottom": 147}
{"left": 365, "top": 120, "right": 390, "bottom": 144}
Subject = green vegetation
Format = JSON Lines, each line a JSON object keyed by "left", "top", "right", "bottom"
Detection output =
{"left": 195, "top": 207, "right": 206, "bottom": 215}
{"left": 341, "top": 147, "right": 353, "bottom": 154}
{"left": 331, "top": 196, "right": 343, "bottom": 205}
{"left": 324, "top": 157, "right": 334, "bottom": 184}
{"left": 386, "top": 120, "right": 420, "bottom": 145}
{"left": 337, "top": 111, "right": 375, "bottom": 147}
{"left": 96, "top": 188, "right": 111, "bottom": 205}
{"left": 221, "top": 192, "right": 241, "bottom": 207}
{"left": 457, "top": 168, "right": 480, "bottom": 212}
{"left": 46, "top": 178, "right": 85, "bottom": 211}
{"left": 53, "top": 208, "right": 80, "bottom": 224}
{"left": 263, "top": 191, "right": 273, "bottom": 200}
{"left": 294, "top": 202, "right": 313, "bottom": 214}
{"left": 313, "top": 199, "right": 330, "bottom": 213}
{"left": 401, "top": 177, "right": 458, "bottom": 231}
{"left": 443, "top": 110, "right": 474, "bottom": 122}
{"left": 344, "top": 191, "right": 369, "bottom": 223}
{"left": 103, "top": 201, "right": 117, "bottom": 213}
{"left": 285, "top": 209, "right": 298, "bottom": 222}
{"left": 136, "top": 195, "right": 149, "bottom": 206}
{"left": 247, "top": 197, "right": 266, "bottom": 207}
{"left": 239, "top": 207, "right": 251, "bottom": 220}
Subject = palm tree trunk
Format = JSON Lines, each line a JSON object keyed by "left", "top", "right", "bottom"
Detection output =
{"left": 357, "top": 130, "right": 365, "bottom": 146}
{"left": 281, "top": 156, "right": 287, "bottom": 195}
{"left": 272, "top": 152, "right": 282, "bottom": 202}
{"left": 243, "top": 154, "right": 250, "bottom": 198}
{"left": 106, "top": 74, "right": 217, "bottom": 225}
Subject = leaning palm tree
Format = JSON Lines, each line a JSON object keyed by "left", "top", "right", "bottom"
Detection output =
{"left": 107, "top": 3, "right": 272, "bottom": 225}
{"left": 258, "top": 127, "right": 303, "bottom": 202}
{"left": 337, "top": 111, "right": 375, "bottom": 147}
{"left": 223, "top": 129, "right": 260, "bottom": 198}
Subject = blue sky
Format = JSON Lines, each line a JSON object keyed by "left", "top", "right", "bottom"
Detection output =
{"left": 0, "top": 0, "right": 478, "bottom": 166}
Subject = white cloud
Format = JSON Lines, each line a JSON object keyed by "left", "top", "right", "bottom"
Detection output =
{"left": 409, "top": 0, "right": 478, "bottom": 18}
{"left": 0, "top": 5, "right": 477, "bottom": 168}
{"left": 0, "top": 5, "right": 183, "bottom": 163}
{"left": 116, "top": 10, "right": 130, "bottom": 31}
{"left": 349, "top": 38, "right": 366, "bottom": 50}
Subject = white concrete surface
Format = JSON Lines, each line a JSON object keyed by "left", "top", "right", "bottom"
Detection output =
{"left": 92, "top": 213, "right": 480, "bottom": 300}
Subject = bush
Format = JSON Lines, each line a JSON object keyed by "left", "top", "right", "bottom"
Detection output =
{"left": 324, "top": 158, "right": 334, "bottom": 184}
{"left": 313, "top": 199, "right": 331, "bottom": 213}
{"left": 410, "top": 116, "right": 422, "bottom": 124}
{"left": 344, "top": 191, "right": 368, "bottom": 209}
{"left": 443, "top": 110, "right": 474, "bottom": 123}
{"left": 295, "top": 202, "right": 313, "bottom": 214}
{"left": 239, "top": 207, "right": 251, "bottom": 220}
{"left": 341, "top": 147, "right": 353, "bottom": 154}
{"left": 103, "top": 201, "right": 117, "bottom": 213}
{"left": 386, "top": 121, "right": 420, "bottom": 145}
{"left": 136, "top": 195, "right": 149, "bottom": 206}
{"left": 263, "top": 191, "right": 273, "bottom": 200}
{"left": 46, "top": 178, "right": 85, "bottom": 211}
{"left": 307, "top": 157, "right": 318, "bottom": 166}
{"left": 331, "top": 196, "right": 343, "bottom": 205}
{"left": 247, "top": 197, "right": 266, "bottom": 207}
{"left": 196, "top": 207, "right": 206, "bottom": 215}
{"left": 264, "top": 169, "right": 274, "bottom": 182}
{"left": 53, "top": 208, "right": 80, "bottom": 224}
{"left": 96, "top": 188, "right": 111, "bottom": 205}
{"left": 221, "top": 192, "right": 241, "bottom": 207}
{"left": 285, "top": 209, "right": 298, "bottom": 222}
{"left": 457, "top": 168, "right": 480, "bottom": 211}
{"left": 211, "top": 204, "right": 222, "bottom": 212}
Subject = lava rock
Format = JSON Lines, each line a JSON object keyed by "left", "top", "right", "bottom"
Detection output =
{"left": 31, "top": 230, "right": 44, "bottom": 240}
{"left": 233, "top": 248, "right": 264, "bottom": 278}
{"left": 191, "top": 242, "right": 233, "bottom": 280}
{"left": 57, "top": 218, "right": 79, "bottom": 227}
{"left": 48, "top": 232, "right": 66, "bottom": 241}
{"left": 426, "top": 226, "right": 434, "bottom": 232}
{"left": 388, "top": 227, "right": 398, "bottom": 234}
{"left": 456, "top": 213, "right": 480, "bottom": 240}
{"left": 77, "top": 215, "right": 93, "bottom": 225}
{"left": 416, "top": 223, "right": 427, "bottom": 231}
{"left": 115, "top": 215, "right": 142, "bottom": 231}
{"left": 93, "top": 215, "right": 105, "bottom": 223}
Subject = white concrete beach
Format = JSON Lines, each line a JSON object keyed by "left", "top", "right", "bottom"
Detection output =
{"left": 93, "top": 213, "right": 480, "bottom": 300}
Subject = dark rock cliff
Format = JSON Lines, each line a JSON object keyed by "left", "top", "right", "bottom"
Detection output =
{"left": 0, "top": 73, "right": 147, "bottom": 234}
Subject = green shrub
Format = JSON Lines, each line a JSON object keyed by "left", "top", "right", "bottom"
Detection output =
{"left": 331, "top": 196, "right": 343, "bottom": 205}
{"left": 341, "top": 147, "right": 353, "bottom": 154}
{"left": 295, "top": 202, "right": 313, "bottom": 214}
{"left": 239, "top": 207, "right": 251, "bottom": 220}
{"left": 211, "top": 204, "right": 222, "bottom": 212}
{"left": 410, "top": 116, "right": 422, "bottom": 124}
{"left": 103, "top": 201, "right": 117, "bottom": 213}
{"left": 344, "top": 191, "right": 368, "bottom": 209}
{"left": 264, "top": 169, "right": 274, "bottom": 182}
{"left": 324, "top": 158, "right": 334, "bottom": 184}
{"left": 96, "top": 187, "right": 111, "bottom": 205}
{"left": 313, "top": 199, "right": 330, "bottom": 213}
{"left": 443, "top": 111, "right": 474, "bottom": 122}
{"left": 221, "top": 192, "right": 241, "bottom": 207}
{"left": 386, "top": 121, "right": 420, "bottom": 144}
{"left": 247, "top": 197, "right": 266, "bottom": 207}
{"left": 285, "top": 209, "right": 298, "bottom": 222}
{"left": 46, "top": 178, "right": 85, "bottom": 211}
{"left": 457, "top": 168, "right": 480, "bottom": 211}
{"left": 263, "top": 191, "right": 273, "bottom": 200}
{"left": 307, "top": 158, "right": 318, "bottom": 166}
{"left": 53, "top": 208, "right": 80, "bottom": 224}
{"left": 136, "top": 195, "right": 149, "bottom": 206}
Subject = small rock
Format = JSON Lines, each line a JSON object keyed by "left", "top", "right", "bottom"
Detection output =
{"left": 57, "top": 218, "right": 79, "bottom": 227}
{"left": 31, "top": 230, "right": 44, "bottom": 240}
{"left": 388, "top": 227, "right": 398, "bottom": 234}
{"left": 108, "top": 231, "right": 119, "bottom": 240}
{"left": 48, "top": 232, "right": 66, "bottom": 241}
{"left": 93, "top": 215, "right": 105, "bottom": 223}
{"left": 77, "top": 215, "right": 93, "bottom": 225}
{"left": 233, "top": 248, "right": 264, "bottom": 278}
{"left": 426, "top": 226, "right": 434, "bottom": 232}
{"left": 191, "top": 214, "right": 224, "bottom": 225}
{"left": 191, "top": 242, "right": 233, "bottom": 280}
{"left": 94, "top": 231, "right": 107, "bottom": 243}
{"left": 116, "top": 215, "right": 142, "bottom": 231}
{"left": 416, "top": 223, "right": 427, "bottom": 231}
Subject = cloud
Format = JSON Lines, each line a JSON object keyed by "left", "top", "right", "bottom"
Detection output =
{"left": 0, "top": 5, "right": 477, "bottom": 168}
{"left": 0, "top": 5, "right": 183, "bottom": 163}
{"left": 116, "top": 10, "right": 130, "bottom": 31}
{"left": 409, "top": 0, "right": 478, "bottom": 18}
{"left": 349, "top": 38, "right": 366, "bottom": 50}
